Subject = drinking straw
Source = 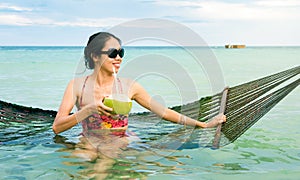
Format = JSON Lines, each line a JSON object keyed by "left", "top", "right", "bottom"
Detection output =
{"left": 112, "top": 66, "right": 120, "bottom": 94}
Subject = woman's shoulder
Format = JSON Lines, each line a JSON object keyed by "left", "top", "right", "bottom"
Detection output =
{"left": 118, "top": 77, "right": 139, "bottom": 90}
{"left": 118, "top": 77, "right": 145, "bottom": 95}
{"left": 73, "top": 76, "right": 89, "bottom": 83}
{"left": 68, "top": 76, "right": 90, "bottom": 91}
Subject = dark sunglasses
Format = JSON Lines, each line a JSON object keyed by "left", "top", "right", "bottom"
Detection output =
{"left": 100, "top": 48, "right": 125, "bottom": 58}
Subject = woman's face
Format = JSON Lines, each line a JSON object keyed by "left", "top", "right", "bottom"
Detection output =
{"left": 95, "top": 37, "right": 123, "bottom": 74}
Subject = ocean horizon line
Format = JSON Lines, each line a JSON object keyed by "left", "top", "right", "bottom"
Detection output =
{"left": 1, "top": 45, "right": 300, "bottom": 48}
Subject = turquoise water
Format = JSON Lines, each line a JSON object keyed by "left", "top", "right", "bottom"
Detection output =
{"left": 0, "top": 46, "right": 299, "bottom": 179}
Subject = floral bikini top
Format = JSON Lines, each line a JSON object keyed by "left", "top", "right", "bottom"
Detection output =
{"left": 79, "top": 76, "right": 130, "bottom": 132}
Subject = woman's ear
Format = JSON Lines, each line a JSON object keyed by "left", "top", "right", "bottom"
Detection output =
{"left": 91, "top": 53, "right": 100, "bottom": 62}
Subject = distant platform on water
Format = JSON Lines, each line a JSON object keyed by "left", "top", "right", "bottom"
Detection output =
{"left": 225, "top": 44, "right": 246, "bottom": 49}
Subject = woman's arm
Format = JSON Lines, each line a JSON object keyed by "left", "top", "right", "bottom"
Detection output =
{"left": 131, "top": 82, "right": 225, "bottom": 128}
{"left": 52, "top": 79, "right": 93, "bottom": 134}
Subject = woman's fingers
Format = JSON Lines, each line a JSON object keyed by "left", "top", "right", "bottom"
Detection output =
{"left": 220, "top": 114, "right": 226, "bottom": 123}
{"left": 96, "top": 103, "right": 113, "bottom": 116}
{"left": 97, "top": 107, "right": 111, "bottom": 116}
{"left": 210, "top": 114, "right": 226, "bottom": 127}
{"left": 215, "top": 113, "right": 226, "bottom": 123}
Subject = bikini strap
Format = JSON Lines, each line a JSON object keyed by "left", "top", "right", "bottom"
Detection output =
{"left": 79, "top": 76, "right": 89, "bottom": 107}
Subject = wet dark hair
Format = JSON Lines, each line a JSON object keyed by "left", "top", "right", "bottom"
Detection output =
{"left": 84, "top": 32, "right": 122, "bottom": 69}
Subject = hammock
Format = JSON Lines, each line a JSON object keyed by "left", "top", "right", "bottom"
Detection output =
{"left": 1, "top": 66, "right": 299, "bottom": 148}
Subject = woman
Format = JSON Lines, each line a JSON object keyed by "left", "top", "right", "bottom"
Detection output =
{"left": 52, "top": 32, "right": 226, "bottom": 136}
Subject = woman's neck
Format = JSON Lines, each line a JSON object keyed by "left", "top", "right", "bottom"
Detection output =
{"left": 91, "top": 69, "right": 115, "bottom": 87}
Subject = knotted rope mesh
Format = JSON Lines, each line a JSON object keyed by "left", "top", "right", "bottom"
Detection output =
{"left": 1, "top": 66, "right": 299, "bottom": 148}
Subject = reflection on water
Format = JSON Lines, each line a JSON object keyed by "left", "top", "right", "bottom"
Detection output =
{"left": 233, "top": 128, "right": 300, "bottom": 166}
{"left": 53, "top": 131, "right": 195, "bottom": 179}
{"left": 1, "top": 114, "right": 300, "bottom": 179}
{"left": 1, "top": 101, "right": 300, "bottom": 179}
{"left": 213, "top": 163, "right": 249, "bottom": 171}
{"left": 3, "top": 118, "right": 299, "bottom": 179}
{"left": 0, "top": 108, "right": 220, "bottom": 179}
{"left": 46, "top": 118, "right": 220, "bottom": 179}
{"left": 209, "top": 127, "right": 300, "bottom": 177}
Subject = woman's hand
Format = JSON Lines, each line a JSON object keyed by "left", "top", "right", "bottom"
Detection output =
{"left": 206, "top": 113, "right": 226, "bottom": 128}
{"left": 86, "top": 101, "right": 113, "bottom": 116}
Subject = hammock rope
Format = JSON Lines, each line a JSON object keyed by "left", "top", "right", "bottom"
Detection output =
{"left": 223, "top": 78, "right": 300, "bottom": 143}
{"left": 0, "top": 65, "right": 299, "bottom": 148}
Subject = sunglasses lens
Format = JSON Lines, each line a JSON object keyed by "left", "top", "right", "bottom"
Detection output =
{"left": 108, "top": 48, "right": 124, "bottom": 58}
{"left": 119, "top": 48, "right": 124, "bottom": 58}
{"left": 108, "top": 49, "right": 118, "bottom": 58}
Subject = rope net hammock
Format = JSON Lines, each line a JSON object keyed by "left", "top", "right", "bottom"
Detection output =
{"left": 1, "top": 66, "right": 299, "bottom": 148}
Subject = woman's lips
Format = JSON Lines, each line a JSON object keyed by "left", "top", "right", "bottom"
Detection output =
{"left": 113, "top": 63, "right": 120, "bottom": 68}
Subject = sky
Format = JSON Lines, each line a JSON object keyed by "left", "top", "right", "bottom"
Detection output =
{"left": 0, "top": 0, "right": 300, "bottom": 46}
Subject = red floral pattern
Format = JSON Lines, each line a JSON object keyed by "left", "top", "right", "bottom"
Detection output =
{"left": 82, "top": 113, "right": 128, "bottom": 131}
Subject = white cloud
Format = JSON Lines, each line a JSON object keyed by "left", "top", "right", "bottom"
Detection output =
{"left": 0, "top": 0, "right": 299, "bottom": 45}
{"left": 255, "top": 0, "right": 300, "bottom": 7}
{"left": 0, "top": 14, "right": 32, "bottom": 26}
{"left": 63, "top": 18, "right": 130, "bottom": 27}
{"left": 152, "top": 1, "right": 201, "bottom": 9}
{"left": 0, "top": 14, "right": 129, "bottom": 27}
{"left": 191, "top": 1, "right": 289, "bottom": 20}
{"left": 152, "top": 0, "right": 300, "bottom": 21}
{"left": 0, "top": 3, "right": 32, "bottom": 11}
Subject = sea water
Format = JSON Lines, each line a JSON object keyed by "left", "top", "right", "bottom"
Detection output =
{"left": 0, "top": 46, "right": 299, "bottom": 179}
